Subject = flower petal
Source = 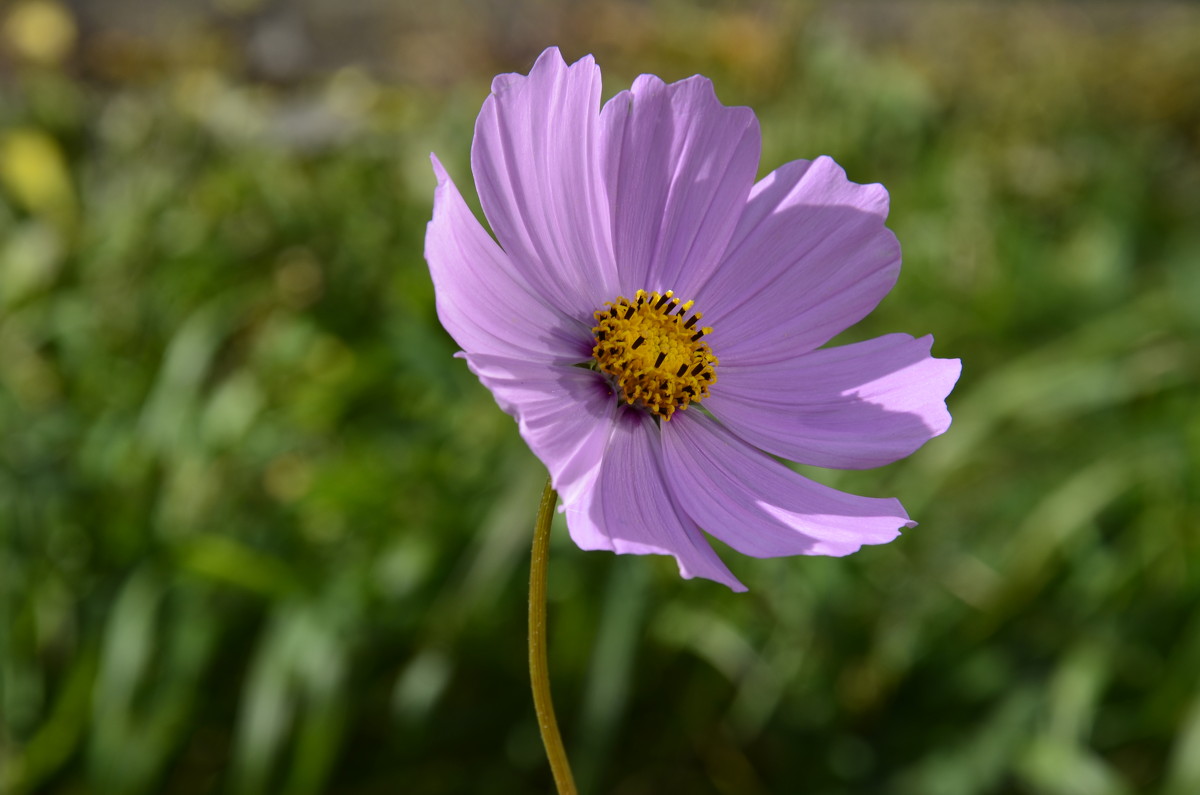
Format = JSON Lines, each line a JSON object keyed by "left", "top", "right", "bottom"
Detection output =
{"left": 662, "top": 412, "right": 913, "bottom": 558}
{"left": 563, "top": 409, "right": 746, "bottom": 591}
{"left": 706, "top": 334, "right": 961, "bottom": 469}
{"left": 697, "top": 156, "right": 901, "bottom": 365}
{"left": 471, "top": 47, "right": 617, "bottom": 318}
{"left": 462, "top": 354, "right": 615, "bottom": 507}
{"left": 600, "top": 74, "right": 760, "bottom": 297}
{"left": 426, "top": 156, "right": 593, "bottom": 362}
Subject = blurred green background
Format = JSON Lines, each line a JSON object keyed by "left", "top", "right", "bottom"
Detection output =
{"left": 2, "top": 1, "right": 1198, "bottom": 793}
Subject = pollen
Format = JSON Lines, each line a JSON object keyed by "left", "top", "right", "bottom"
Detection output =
{"left": 590, "top": 289, "right": 717, "bottom": 420}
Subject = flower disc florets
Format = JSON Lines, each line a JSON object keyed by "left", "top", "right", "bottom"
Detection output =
{"left": 591, "top": 289, "right": 717, "bottom": 420}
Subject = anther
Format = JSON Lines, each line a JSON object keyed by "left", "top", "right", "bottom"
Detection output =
{"left": 588, "top": 289, "right": 716, "bottom": 420}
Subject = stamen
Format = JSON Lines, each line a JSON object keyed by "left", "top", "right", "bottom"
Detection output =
{"left": 589, "top": 289, "right": 718, "bottom": 420}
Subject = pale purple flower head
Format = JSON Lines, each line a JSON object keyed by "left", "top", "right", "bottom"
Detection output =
{"left": 425, "top": 48, "right": 960, "bottom": 591}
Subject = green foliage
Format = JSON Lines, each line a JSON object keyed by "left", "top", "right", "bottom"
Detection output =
{"left": 2, "top": 3, "right": 1198, "bottom": 794}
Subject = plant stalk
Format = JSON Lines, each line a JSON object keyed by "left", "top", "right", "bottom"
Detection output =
{"left": 529, "top": 478, "right": 578, "bottom": 795}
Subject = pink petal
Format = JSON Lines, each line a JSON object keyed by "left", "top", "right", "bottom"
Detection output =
{"left": 661, "top": 412, "right": 914, "bottom": 558}
{"left": 599, "top": 74, "right": 760, "bottom": 297}
{"left": 462, "top": 354, "right": 616, "bottom": 507}
{"left": 425, "top": 156, "right": 593, "bottom": 362}
{"left": 706, "top": 334, "right": 961, "bottom": 469}
{"left": 563, "top": 409, "right": 746, "bottom": 591}
{"left": 696, "top": 156, "right": 901, "bottom": 365}
{"left": 471, "top": 47, "right": 618, "bottom": 319}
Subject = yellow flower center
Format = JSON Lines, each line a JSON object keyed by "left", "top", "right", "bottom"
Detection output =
{"left": 590, "top": 289, "right": 717, "bottom": 420}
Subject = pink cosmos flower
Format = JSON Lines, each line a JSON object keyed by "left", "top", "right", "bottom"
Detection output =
{"left": 425, "top": 48, "right": 960, "bottom": 591}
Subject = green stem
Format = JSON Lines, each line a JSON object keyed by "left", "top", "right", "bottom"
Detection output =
{"left": 529, "top": 478, "right": 578, "bottom": 795}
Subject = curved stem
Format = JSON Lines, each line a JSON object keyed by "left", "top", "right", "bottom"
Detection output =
{"left": 529, "top": 478, "right": 578, "bottom": 795}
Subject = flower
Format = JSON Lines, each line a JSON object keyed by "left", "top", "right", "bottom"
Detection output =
{"left": 425, "top": 48, "right": 960, "bottom": 591}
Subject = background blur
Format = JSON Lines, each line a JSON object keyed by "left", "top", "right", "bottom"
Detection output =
{"left": 2, "top": 1, "right": 1198, "bottom": 793}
